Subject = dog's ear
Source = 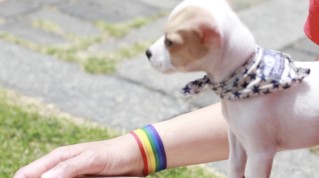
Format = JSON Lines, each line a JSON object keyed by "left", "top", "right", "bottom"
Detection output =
{"left": 197, "top": 22, "right": 221, "bottom": 47}
{"left": 188, "top": 17, "right": 222, "bottom": 54}
{"left": 185, "top": 8, "right": 222, "bottom": 48}
{"left": 164, "top": 6, "right": 221, "bottom": 49}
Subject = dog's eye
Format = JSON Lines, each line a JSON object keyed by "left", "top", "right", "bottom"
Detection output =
{"left": 165, "top": 39, "right": 173, "bottom": 47}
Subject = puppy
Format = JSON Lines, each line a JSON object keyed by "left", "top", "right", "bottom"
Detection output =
{"left": 146, "top": 0, "right": 319, "bottom": 177}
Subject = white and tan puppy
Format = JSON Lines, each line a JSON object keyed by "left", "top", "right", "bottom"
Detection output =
{"left": 146, "top": 0, "right": 319, "bottom": 178}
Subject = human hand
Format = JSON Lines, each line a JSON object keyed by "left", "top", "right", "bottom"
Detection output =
{"left": 13, "top": 134, "right": 144, "bottom": 178}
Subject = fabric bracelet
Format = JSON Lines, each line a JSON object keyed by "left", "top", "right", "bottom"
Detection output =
{"left": 130, "top": 125, "right": 167, "bottom": 176}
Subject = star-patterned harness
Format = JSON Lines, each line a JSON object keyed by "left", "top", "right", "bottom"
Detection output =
{"left": 181, "top": 46, "right": 311, "bottom": 100}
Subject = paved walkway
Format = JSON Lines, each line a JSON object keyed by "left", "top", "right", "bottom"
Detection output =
{"left": 0, "top": 0, "right": 318, "bottom": 177}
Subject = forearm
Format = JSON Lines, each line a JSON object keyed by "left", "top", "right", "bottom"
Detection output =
{"left": 14, "top": 102, "right": 229, "bottom": 178}
{"left": 152, "top": 102, "right": 229, "bottom": 168}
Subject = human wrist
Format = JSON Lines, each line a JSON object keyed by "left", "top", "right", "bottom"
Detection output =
{"left": 130, "top": 125, "right": 168, "bottom": 176}
{"left": 123, "top": 134, "right": 145, "bottom": 176}
{"left": 101, "top": 134, "right": 144, "bottom": 176}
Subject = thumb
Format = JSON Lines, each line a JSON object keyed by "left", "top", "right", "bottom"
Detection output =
{"left": 41, "top": 154, "right": 92, "bottom": 178}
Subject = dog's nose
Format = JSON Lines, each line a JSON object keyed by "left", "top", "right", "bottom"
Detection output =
{"left": 146, "top": 49, "right": 152, "bottom": 60}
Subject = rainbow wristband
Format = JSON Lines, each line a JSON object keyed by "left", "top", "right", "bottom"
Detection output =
{"left": 130, "top": 125, "right": 167, "bottom": 176}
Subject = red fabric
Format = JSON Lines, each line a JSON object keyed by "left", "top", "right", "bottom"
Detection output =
{"left": 304, "top": 0, "right": 319, "bottom": 45}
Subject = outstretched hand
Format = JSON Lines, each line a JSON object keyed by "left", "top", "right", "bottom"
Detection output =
{"left": 13, "top": 135, "right": 143, "bottom": 178}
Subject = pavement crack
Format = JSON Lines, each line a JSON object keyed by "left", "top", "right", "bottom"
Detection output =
{"left": 115, "top": 74, "right": 182, "bottom": 101}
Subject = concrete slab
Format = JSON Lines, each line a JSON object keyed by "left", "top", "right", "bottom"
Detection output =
{"left": 190, "top": 90, "right": 220, "bottom": 108}
{"left": 0, "top": 0, "right": 39, "bottom": 18}
{"left": 230, "top": 0, "right": 269, "bottom": 11}
{"left": 128, "top": 17, "right": 167, "bottom": 41}
{"left": 0, "top": 39, "right": 188, "bottom": 131}
{"left": 238, "top": 0, "right": 309, "bottom": 50}
{"left": 25, "top": 0, "right": 64, "bottom": 5}
{"left": 116, "top": 54, "right": 206, "bottom": 99}
{"left": 60, "top": 2, "right": 129, "bottom": 23}
{"left": 133, "top": 0, "right": 180, "bottom": 10}
{"left": 88, "top": 0, "right": 162, "bottom": 19}
{"left": 98, "top": 0, "right": 308, "bottom": 51}
{"left": 0, "top": 21, "right": 66, "bottom": 45}
{"left": 27, "top": 9, "right": 101, "bottom": 36}
{"left": 97, "top": 17, "right": 167, "bottom": 51}
{"left": 284, "top": 48, "right": 317, "bottom": 62}
{"left": 207, "top": 149, "right": 319, "bottom": 178}
{"left": 97, "top": 38, "right": 126, "bottom": 52}
{"left": 294, "top": 38, "right": 319, "bottom": 55}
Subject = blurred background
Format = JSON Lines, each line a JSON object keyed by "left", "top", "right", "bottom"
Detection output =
{"left": 0, "top": 0, "right": 318, "bottom": 177}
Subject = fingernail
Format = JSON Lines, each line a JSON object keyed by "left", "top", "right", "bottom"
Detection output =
{"left": 41, "top": 170, "right": 59, "bottom": 178}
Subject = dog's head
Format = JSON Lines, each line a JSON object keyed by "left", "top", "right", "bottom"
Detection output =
{"left": 146, "top": 5, "right": 222, "bottom": 74}
{"left": 146, "top": 0, "right": 256, "bottom": 83}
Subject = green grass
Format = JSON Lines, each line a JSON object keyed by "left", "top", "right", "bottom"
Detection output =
{"left": 149, "top": 165, "right": 224, "bottom": 178}
{"left": 0, "top": 32, "right": 152, "bottom": 74}
{"left": 0, "top": 88, "right": 119, "bottom": 177}
{"left": 310, "top": 146, "right": 319, "bottom": 155}
{"left": 0, "top": 14, "right": 162, "bottom": 74}
{"left": 0, "top": 87, "right": 224, "bottom": 178}
{"left": 31, "top": 19, "right": 64, "bottom": 35}
{"left": 94, "top": 13, "right": 166, "bottom": 38}
{"left": 84, "top": 56, "right": 117, "bottom": 73}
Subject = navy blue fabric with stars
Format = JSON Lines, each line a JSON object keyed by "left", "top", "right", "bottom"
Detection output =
{"left": 181, "top": 46, "right": 311, "bottom": 100}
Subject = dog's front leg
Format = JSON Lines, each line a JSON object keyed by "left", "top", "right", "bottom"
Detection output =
{"left": 246, "top": 141, "right": 276, "bottom": 178}
{"left": 228, "top": 129, "right": 247, "bottom": 178}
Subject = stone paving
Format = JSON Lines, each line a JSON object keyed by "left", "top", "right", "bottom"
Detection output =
{"left": 0, "top": 0, "right": 318, "bottom": 177}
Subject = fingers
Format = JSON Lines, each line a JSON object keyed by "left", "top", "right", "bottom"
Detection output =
{"left": 14, "top": 146, "right": 82, "bottom": 178}
{"left": 13, "top": 137, "right": 142, "bottom": 178}
{"left": 41, "top": 155, "right": 88, "bottom": 178}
